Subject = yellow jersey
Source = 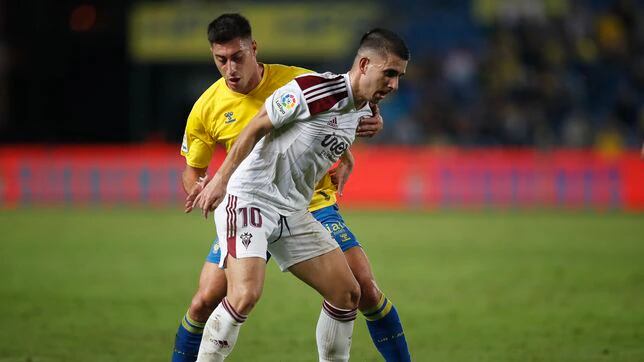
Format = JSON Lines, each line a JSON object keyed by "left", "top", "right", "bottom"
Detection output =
{"left": 181, "top": 63, "right": 337, "bottom": 212}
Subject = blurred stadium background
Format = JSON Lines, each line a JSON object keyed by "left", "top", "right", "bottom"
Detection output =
{"left": 1, "top": 0, "right": 643, "bottom": 361}
{"left": 0, "top": 0, "right": 643, "bottom": 209}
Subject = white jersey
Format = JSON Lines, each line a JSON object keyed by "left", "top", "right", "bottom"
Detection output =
{"left": 227, "top": 72, "right": 373, "bottom": 215}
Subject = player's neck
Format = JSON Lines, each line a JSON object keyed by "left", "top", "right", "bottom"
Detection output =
{"left": 348, "top": 70, "right": 368, "bottom": 109}
{"left": 249, "top": 63, "right": 265, "bottom": 90}
{"left": 239, "top": 63, "right": 265, "bottom": 94}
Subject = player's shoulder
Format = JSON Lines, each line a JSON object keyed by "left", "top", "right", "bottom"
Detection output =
{"left": 263, "top": 64, "right": 313, "bottom": 90}
{"left": 292, "top": 72, "right": 349, "bottom": 115}
{"left": 197, "top": 78, "right": 227, "bottom": 103}
{"left": 265, "top": 63, "right": 313, "bottom": 78}
{"left": 294, "top": 72, "right": 345, "bottom": 92}
{"left": 190, "top": 78, "right": 227, "bottom": 114}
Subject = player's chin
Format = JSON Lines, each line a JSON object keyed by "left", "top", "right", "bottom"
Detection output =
{"left": 371, "top": 92, "right": 388, "bottom": 103}
{"left": 227, "top": 78, "right": 243, "bottom": 91}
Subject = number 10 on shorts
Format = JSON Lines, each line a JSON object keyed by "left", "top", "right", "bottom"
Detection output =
{"left": 239, "top": 207, "right": 262, "bottom": 227}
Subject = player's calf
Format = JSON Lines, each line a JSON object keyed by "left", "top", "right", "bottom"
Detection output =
{"left": 173, "top": 262, "right": 228, "bottom": 362}
{"left": 343, "top": 245, "right": 411, "bottom": 361}
{"left": 196, "top": 256, "right": 265, "bottom": 361}
{"left": 317, "top": 301, "right": 357, "bottom": 362}
{"left": 197, "top": 298, "right": 247, "bottom": 362}
{"left": 288, "top": 249, "right": 360, "bottom": 362}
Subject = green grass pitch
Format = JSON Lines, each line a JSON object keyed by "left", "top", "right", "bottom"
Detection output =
{"left": 1, "top": 208, "right": 643, "bottom": 361}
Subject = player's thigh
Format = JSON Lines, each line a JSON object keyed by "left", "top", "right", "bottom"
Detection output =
{"left": 288, "top": 247, "right": 358, "bottom": 303}
{"left": 213, "top": 194, "right": 278, "bottom": 306}
{"left": 311, "top": 204, "right": 360, "bottom": 252}
{"left": 224, "top": 256, "right": 267, "bottom": 313}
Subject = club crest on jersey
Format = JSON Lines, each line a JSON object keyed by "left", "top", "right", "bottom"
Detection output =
{"left": 275, "top": 93, "right": 297, "bottom": 115}
{"left": 224, "top": 111, "right": 237, "bottom": 124}
{"left": 327, "top": 117, "right": 338, "bottom": 129}
{"left": 240, "top": 232, "right": 253, "bottom": 249}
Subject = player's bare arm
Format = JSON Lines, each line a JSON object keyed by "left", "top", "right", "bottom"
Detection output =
{"left": 182, "top": 165, "right": 207, "bottom": 194}
{"left": 182, "top": 165, "right": 209, "bottom": 213}
{"left": 356, "top": 103, "right": 383, "bottom": 137}
{"left": 193, "top": 106, "right": 273, "bottom": 218}
{"left": 329, "top": 149, "right": 355, "bottom": 196}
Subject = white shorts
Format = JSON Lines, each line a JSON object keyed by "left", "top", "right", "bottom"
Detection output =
{"left": 213, "top": 193, "right": 338, "bottom": 271}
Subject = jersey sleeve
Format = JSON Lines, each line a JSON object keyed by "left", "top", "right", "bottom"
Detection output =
{"left": 264, "top": 80, "right": 310, "bottom": 129}
{"left": 180, "top": 103, "right": 215, "bottom": 169}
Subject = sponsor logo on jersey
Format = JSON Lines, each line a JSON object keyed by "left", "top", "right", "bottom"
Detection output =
{"left": 240, "top": 232, "right": 253, "bottom": 249}
{"left": 320, "top": 134, "right": 348, "bottom": 161}
{"left": 327, "top": 117, "right": 338, "bottom": 129}
{"left": 224, "top": 111, "right": 237, "bottom": 124}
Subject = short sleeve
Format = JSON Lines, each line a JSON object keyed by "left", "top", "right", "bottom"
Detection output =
{"left": 264, "top": 80, "right": 310, "bottom": 129}
{"left": 181, "top": 104, "right": 215, "bottom": 169}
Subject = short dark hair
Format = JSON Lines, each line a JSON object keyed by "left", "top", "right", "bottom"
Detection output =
{"left": 359, "top": 28, "right": 410, "bottom": 61}
{"left": 207, "top": 13, "right": 252, "bottom": 44}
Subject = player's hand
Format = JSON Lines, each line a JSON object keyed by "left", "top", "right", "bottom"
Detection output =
{"left": 356, "top": 103, "right": 383, "bottom": 138}
{"left": 184, "top": 174, "right": 210, "bottom": 213}
{"left": 192, "top": 173, "right": 227, "bottom": 219}
{"left": 329, "top": 159, "right": 353, "bottom": 197}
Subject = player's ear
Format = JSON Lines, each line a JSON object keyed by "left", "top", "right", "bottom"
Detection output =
{"left": 359, "top": 57, "right": 370, "bottom": 75}
{"left": 251, "top": 40, "right": 258, "bottom": 55}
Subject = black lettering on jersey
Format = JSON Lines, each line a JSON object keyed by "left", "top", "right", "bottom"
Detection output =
{"left": 275, "top": 99, "right": 286, "bottom": 115}
{"left": 321, "top": 134, "right": 348, "bottom": 157}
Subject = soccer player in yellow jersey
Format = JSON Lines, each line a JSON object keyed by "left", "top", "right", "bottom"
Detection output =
{"left": 172, "top": 14, "right": 410, "bottom": 361}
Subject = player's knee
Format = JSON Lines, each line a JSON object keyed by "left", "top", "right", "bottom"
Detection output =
{"left": 229, "top": 285, "right": 263, "bottom": 315}
{"left": 189, "top": 288, "right": 224, "bottom": 322}
{"left": 357, "top": 279, "right": 382, "bottom": 312}
{"left": 348, "top": 282, "right": 361, "bottom": 310}
{"left": 333, "top": 280, "right": 361, "bottom": 310}
{"left": 348, "top": 282, "right": 361, "bottom": 309}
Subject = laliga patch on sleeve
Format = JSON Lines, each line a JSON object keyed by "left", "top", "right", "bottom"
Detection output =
{"left": 181, "top": 133, "right": 188, "bottom": 153}
{"left": 274, "top": 92, "right": 298, "bottom": 116}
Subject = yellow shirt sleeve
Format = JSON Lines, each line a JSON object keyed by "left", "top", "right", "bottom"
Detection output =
{"left": 181, "top": 101, "right": 215, "bottom": 169}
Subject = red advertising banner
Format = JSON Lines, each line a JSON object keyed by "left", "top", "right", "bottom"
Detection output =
{"left": 0, "top": 145, "right": 642, "bottom": 210}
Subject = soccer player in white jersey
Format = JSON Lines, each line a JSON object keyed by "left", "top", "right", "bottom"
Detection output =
{"left": 192, "top": 29, "right": 409, "bottom": 361}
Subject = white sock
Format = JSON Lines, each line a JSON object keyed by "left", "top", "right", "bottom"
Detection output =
{"left": 316, "top": 300, "right": 357, "bottom": 362}
{"left": 196, "top": 298, "right": 247, "bottom": 362}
